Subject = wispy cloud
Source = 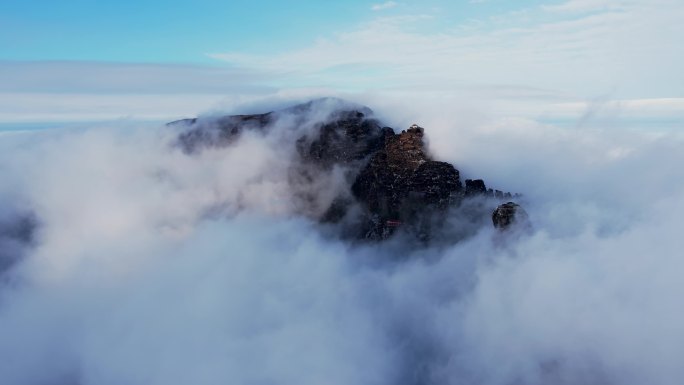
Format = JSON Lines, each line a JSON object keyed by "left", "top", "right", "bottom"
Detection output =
{"left": 371, "top": 1, "right": 398, "bottom": 11}
{"left": 0, "top": 92, "right": 230, "bottom": 123}
{"left": 0, "top": 61, "right": 274, "bottom": 95}
{"left": 543, "top": 0, "right": 628, "bottom": 13}
{"left": 0, "top": 61, "right": 277, "bottom": 123}
{"left": 209, "top": 1, "right": 684, "bottom": 99}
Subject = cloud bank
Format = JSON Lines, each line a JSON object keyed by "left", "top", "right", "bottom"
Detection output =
{"left": 210, "top": 0, "right": 684, "bottom": 99}
{"left": 0, "top": 95, "right": 683, "bottom": 385}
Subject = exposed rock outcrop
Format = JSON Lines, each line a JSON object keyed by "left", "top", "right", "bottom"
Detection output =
{"left": 170, "top": 98, "right": 527, "bottom": 243}
{"left": 299, "top": 110, "right": 392, "bottom": 167}
{"left": 492, "top": 202, "right": 530, "bottom": 230}
{"left": 172, "top": 112, "right": 275, "bottom": 153}
{"left": 350, "top": 124, "right": 463, "bottom": 240}
{"left": 465, "top": 179, "right": 487, "bottom": 197}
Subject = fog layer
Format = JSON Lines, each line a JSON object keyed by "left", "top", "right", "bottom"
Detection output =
{"left": 0, "top": 98, "right": 683, "bottom": 385}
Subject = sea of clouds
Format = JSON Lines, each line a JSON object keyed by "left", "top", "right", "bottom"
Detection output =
{"left": 0, "top": 95, "right": 683, "bottom": 385}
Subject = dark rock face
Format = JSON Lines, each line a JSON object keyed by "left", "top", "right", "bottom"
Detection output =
{"left": 410, "top": 162, "right": 462, "bottom": 207}
{"left": 299, "top": 110, "right": 392, "bottom": 168}
{"left": 350, "top": 125, "right": 463, "bottom": 239}
{"left": 492, "top": 202, "right": 529, "bottom": 230}
{"left": 465, "top": 179, "right": 487, "bottom": 197}
{"left": 170, "top": 98, "right": 384, "bottom": 158}
{"left": 172, "top": 112, "right": 274, "bottom": 153}
{"left": 172, "top": 98, "right": 526, "bottom": 243}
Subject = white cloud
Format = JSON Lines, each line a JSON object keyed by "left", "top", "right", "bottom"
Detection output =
{"left": 0, "top": 93, "right": 228, "bottom": 123}
{"left": 1, "top": 94, "right": 684, "bottom": 384}
{"left": 210, "top": 1, "right": 684, "bottom": 100}
{"left": 543, "top": 0, "right": 628, "bottom": 13}
{"left": 3, "top": 2, "right": 682, "bottom": 125}
{"left": 0, "top": 61, "right": 275, "bottom": 94}
{"left": 371, "top": 1, "right": 398, "bottom": 11}
{"left": 0, "top": 61, "right": 278, "bottom": 123}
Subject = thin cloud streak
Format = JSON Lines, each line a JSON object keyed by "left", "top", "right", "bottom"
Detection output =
{"left": 0, "top": 93, "right": 229, "bottom": 123}
{"left": 0, "top": 61, "right": 276, "bottom": 95}
{"left": 209, "top": 1, "right": 684, "bottom": 99}
{"left": 543, "top": 0, "right": 629, "bottom": 13}
{"left": 371, "top": 1, "right": 398, "bottom": 11}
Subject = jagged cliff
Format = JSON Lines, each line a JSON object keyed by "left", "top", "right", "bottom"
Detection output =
{"left": 170, "top": 98, "right": 529, "bottom": 242}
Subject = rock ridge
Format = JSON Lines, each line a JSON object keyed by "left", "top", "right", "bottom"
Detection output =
{"left": 170, "top": 98, "right": 528, "bottom": 242}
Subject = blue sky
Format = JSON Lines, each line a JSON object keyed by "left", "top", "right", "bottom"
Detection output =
{"left": 1, "top": 0, "right": 531, "bottom": 63}
{"left": 2, "top": 0, "right": 361, "bottom": 63}
{"left": 1, "top": 0, "right": 683, "bottom": 124}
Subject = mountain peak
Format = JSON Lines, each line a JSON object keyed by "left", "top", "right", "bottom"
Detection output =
{"left": 170, "top": 99, "right": 527, "bottom": 243}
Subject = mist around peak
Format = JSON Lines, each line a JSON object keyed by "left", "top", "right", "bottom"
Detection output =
{"left": 0, "top": 97, "right": 683, "bottom": 385}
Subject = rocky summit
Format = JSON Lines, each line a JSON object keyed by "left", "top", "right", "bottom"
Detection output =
{"left": 170, "top": 98, "right": 528, "bottom": 243}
